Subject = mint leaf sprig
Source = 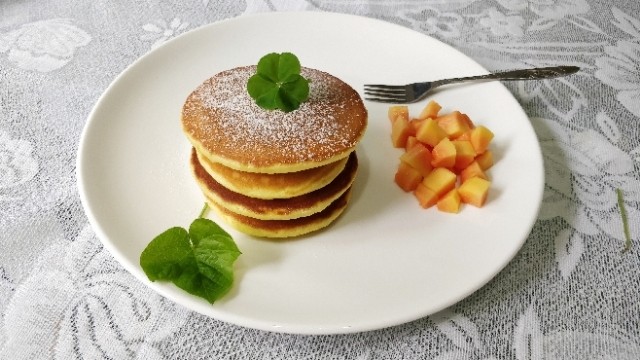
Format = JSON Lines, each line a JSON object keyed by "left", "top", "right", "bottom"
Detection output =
{"left": 247, "top": 52, "right": 310, "bottom": 112}
{"left": 139, "top": 205, "right": 241, "bottom": 303}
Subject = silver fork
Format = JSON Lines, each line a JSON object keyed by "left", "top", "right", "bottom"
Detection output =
{"left": 363, "top": 66, "right": 579, "bottom": 103}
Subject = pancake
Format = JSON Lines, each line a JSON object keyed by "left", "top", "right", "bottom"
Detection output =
{"left": 191, "top": 149, "right": 358, "bottom": 220}
{"left": 207, "top": 187, "right": 352, "bottom": 238}
{"left": 196, "top": 149, "right": 348, "bottom": 199}
{"left": 181, "top": 66, "right": 368, "bottom": 173}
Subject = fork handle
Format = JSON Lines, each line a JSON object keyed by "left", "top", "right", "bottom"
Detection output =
{"left": 432, "top": 66, "right": 579, "bottom": 87}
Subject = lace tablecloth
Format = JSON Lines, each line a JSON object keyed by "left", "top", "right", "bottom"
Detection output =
{"left": 2, "top": 1, "right": 639, "bottom": 358}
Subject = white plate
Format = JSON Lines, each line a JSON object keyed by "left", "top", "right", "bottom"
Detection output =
{"left": 77, "top": 12, "right": 543, "bottom": 334}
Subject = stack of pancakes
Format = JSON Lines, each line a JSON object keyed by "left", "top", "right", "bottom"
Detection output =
{"left": 181, "top": 66, "right": 367, "bottom": 238}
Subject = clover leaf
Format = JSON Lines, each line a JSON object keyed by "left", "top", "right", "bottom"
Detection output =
{"left": 247, "top": 52, "right": 310, "bottom": 112}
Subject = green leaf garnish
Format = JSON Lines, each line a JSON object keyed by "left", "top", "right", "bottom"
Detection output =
{"left": 198, "top": 202, "right": 209, "bottom": 218}
{"left": 140, "top": 215, "right": 241, "bottom": 303}
{"left": 247, "top": 52, "right": 310, "bottom": 112}
{"left": 139, "top": 227, "right": 193, "bottom": 281}
{"left": 616, "top": 188, "right": 632, "bottom": 253}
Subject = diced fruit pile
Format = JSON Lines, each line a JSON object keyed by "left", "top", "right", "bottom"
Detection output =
{"left": 390, "top": 100, "right": 495, "bottom": 213}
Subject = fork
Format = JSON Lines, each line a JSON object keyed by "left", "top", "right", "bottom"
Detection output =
{"left": 363, "top": 66, "right": 579, "bottom": 103}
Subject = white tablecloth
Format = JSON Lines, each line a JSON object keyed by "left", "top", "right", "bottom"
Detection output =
{"left": 2, "top": 1, "right": 639, "bottom": 358}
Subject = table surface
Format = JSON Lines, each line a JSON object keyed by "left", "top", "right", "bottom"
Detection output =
{"left": 2, "top": 1, "right": 639, "bottom": 359}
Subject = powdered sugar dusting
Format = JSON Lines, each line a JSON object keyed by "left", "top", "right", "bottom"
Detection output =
{"left": 182, "top": 66, "right": 367, "bottom": 167}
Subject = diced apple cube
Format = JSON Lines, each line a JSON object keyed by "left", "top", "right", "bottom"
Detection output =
{"left": 391, "top": 116, "right": 413, "bottom": 148}
{"left": 416, "top": 118, "right": 448, "bottom": 147}
{"left": 417, "top": 100, "right": 442, "bottom": 120}
{"left": 431, "top": 138, "right": 456, "bottom": 168}
{"left": 422, "top": 167, "right": 457, "bottom": 197}
{"left": 400, "top": 142, "right": 433, "bottom": 177}
{"left": 414, "top": 183, "right": 439, "bottom": 208}
{"left": 475, "top": 150, "right": 494, "bottom": 170}
{"left": 470, "top": 125, "right": 494, "bottom": 154}
{"left": 459, "top": 161, "right": 488, "bottom": 184}
{"left": 437, "top": 188, "right": 461, "bottom": 213}
{"left": 435, "top": 111, "right": 471, "bottom": 139}
{"left": 388, "top": 105, "right": 409, "bottom": 123}
{"left": 458, "top": 177, "right": 491, "bottom": 207}
{"left": 395, "top": 162, "right": 423, "bottom": 192}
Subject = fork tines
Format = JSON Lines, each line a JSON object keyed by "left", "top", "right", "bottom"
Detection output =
{"left": 363, "top": 84, "right": 408, "bottom": 103}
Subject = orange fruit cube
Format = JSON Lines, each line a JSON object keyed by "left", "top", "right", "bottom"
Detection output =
{"left": 422, "top": 167, "right": 457, "bottom": 197}
{"left": 437, "top": 188, "right": 461, "bottom": 213}
{"left": 414, "top": 183, "right": 439, "bottom": 208}
{"left": 405, "top": 136, "right": 419, "bottom": 151}
{"left": 460, "top": 113, "right": 475, "bottom": 129}
{"left": 458, "top": 177, "right": 491, "bottom": 207}
{"left": 391, "top": 116, "right": 412, "bottom": 148}
{"left": 454, "top": 130, "right": 471, "bottom": 141}
{"left": 416, "top": 118, "right": 447, "bottom": 147}
{"left": 388, "top": 105, "right": 409, "bottom": 123}
{"left": 475, "top": 150, "right": 494, "bottom": 170}
{"left": 459, "top": 161, "right": 488, "bottom": 184}
{"left": 470, "top": 125, "right": 494, "bottom": 154}
{"left": 410, "top": 118, "right": 425, "bottom": 134}
{"left": 431, "top": 138, "right": 456, "bottom": 168}
{"left": 452, "top": 140, "right": 477, "bottom": 171}
{"left": 400, "top": 143, "right": 433, "bottom": 177}
{"left": 395, "top": 162, "right": 423, "bottom": 192}
{"left": 417, "top": 100, "right": 442, "bottom": 120}
{"left": 435, "top": 111, "right": 471, "bottom": 139}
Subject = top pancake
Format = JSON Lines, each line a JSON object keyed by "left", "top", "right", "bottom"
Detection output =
{"left": 181, "top": 66, "right": 367, "bottom": 173}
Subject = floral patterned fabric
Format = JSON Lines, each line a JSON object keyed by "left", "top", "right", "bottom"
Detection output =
{"left": 1, "top": 0, "right": 639, "bottom": 359}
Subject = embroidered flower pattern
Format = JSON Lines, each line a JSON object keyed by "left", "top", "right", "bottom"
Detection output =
{"left": 402, "top": 7, "right": 464, "bottom": 38}
{"left": 141, "top": 18, "right": 189, "bottom": 49}
{"left": 535, "top": 115, "right": 638, "bottom": 277}
{"left": 515, "top": 305, "right": 640, "bottom": 359}
{"left": 431, "top": 310, "right": 499, "bottom": 359}
{"left": 530, "top": 0, "right": 590, "bottom": 19}
{"left": 0, "top": 130, "right": 38, "bottom": 195}
{"left": 595, "top": 41, "right": 640, "bottom": 117}
{"left": 0, "top": 19, "right": 90, "bottom": 72}
{"left": 0, "top": 226, "right": 189, "bottom": 359}
{"left": 479, "top": 8, "right": 525, "bottom": 36}
{"left": 496, "top": 0, "right": 590, "bottom": 18}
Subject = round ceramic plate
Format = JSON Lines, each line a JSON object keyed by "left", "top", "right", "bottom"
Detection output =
{"left": 77, "top": 12, "right": 544, "bottom": 334}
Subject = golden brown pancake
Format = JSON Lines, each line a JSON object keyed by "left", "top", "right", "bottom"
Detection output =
{"left": 207, "top": 187, "right": 352, "bottom": 238}
{"left": 191, "top": 149, "right": 358, "bottom": 220}
{"left": 196, "top": 150, "right": 348, "bottom": 199}
{"left": 181, "top": 66, "right": 368, "bottom": 173}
